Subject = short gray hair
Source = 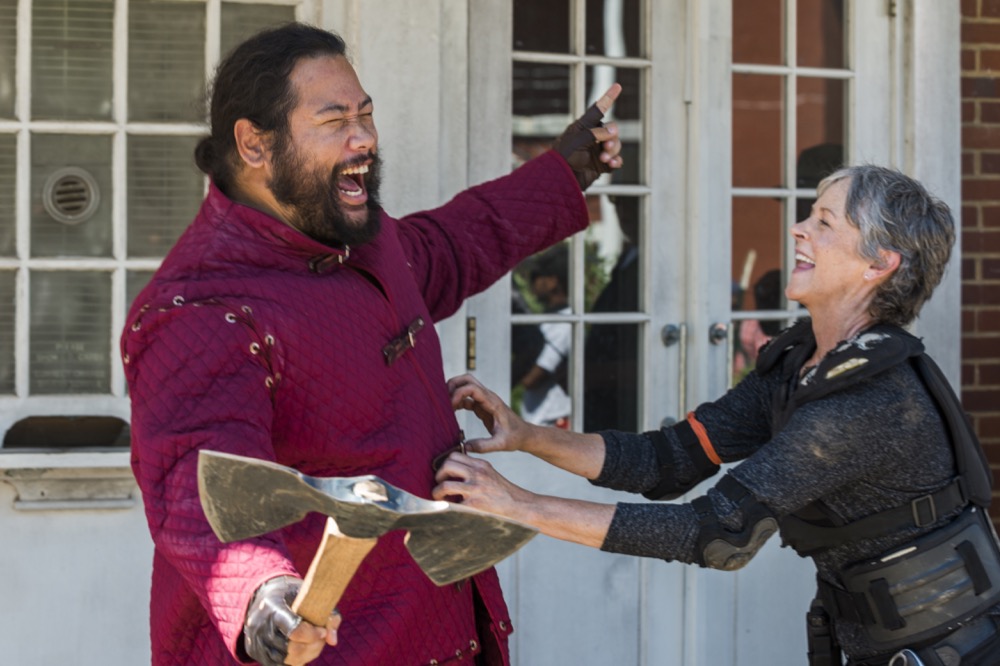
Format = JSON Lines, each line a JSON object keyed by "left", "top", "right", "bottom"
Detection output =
{"left": 817, "top": 165, "right": 955, "bottom": 327}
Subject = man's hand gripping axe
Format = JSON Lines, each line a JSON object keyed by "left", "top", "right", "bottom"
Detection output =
{"left": 197, "top": 450, "right": 536, "bottom": 625}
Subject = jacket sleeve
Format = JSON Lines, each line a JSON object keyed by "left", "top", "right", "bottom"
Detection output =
{"left": 395, "top": 150, "right": 589, "bottom": 321}
{"left": 123, "top": 299, "right": 298, "bottom": 659}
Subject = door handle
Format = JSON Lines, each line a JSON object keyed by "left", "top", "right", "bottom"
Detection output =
{"left": 660, "top": 323, "right": 688, "bottom": 426}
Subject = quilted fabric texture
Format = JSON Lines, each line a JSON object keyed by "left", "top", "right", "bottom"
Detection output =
{"left": 122, "top": 150, "right": 588, "bottom": 665}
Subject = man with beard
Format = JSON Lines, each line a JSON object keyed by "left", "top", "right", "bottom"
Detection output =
{"left": 122, "top": 22, "right": 622, "bottom": 666}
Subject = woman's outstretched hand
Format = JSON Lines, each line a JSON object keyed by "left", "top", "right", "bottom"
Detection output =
{"left": 432, "top": 451, "right": 532, "bottom": 519}
{"left": 448, "top": 374, "right": 536, "bottom": 454}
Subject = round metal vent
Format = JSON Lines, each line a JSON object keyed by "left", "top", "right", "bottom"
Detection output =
{"left": 42, "top": 167, "right": 100, "bottom": 226}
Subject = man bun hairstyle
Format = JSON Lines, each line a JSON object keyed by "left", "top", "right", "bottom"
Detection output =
{"left": 194, "top": 22, "right": 347, "bottom": 195}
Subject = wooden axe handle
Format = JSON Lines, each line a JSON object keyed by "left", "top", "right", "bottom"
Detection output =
{"left": 291, "top": 517, "right": 377, "bottom": 626}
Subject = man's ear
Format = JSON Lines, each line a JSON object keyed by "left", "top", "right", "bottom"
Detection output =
{"left": 233, "top": 119, "right": 269, "bottom": 169}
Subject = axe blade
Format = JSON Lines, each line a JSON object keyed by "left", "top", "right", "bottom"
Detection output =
{"left": 197, "top": 450, "right": 536, "bottom": 584}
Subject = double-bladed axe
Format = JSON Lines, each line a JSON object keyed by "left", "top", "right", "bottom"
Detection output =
{"left": 197, "top": 450, "right": 536, "bottom": 625}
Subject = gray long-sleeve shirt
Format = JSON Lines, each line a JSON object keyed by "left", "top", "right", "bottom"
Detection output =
{"left": 591, "top": 354, "right": 973, "bottom": 657}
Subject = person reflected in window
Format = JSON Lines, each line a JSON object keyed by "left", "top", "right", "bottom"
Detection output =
{"left": 516, "top": 244, "right": 572, "bottom": 429}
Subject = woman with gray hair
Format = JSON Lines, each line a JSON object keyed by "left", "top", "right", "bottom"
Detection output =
{"left": 433, "top": 165, "right": 1000, "bottom": 665}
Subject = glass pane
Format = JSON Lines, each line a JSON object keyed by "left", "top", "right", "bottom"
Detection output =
{"left": 733, "top": 73, "right": 783, "bottom": 188}
{"left": 732, "top": 196, "right": 784, "bottom": 313}
{"left": 126, "top": 270, "right": 154, "bottom": 312}
{"left": 796, "top": 77, "right": 845, "bottom": 190}
{"left": 512, "top": 243, "right": 571, "bottom": 316}
{"left": 129, "top": 0, "right": 206, "bottom": 122}
{"left": 127, "top": 135, "right": 203, "bottom": 257}
{"left": 732, "top": 196, "right": 784, "bottom": 379}
{"left": 32, "top": 0, "right": 114, "bottom": 120}
{"left": 512, "top": 62, "right": 570, "bottom": 166}
{"left": 221, "top": 3, "right": 296, "bottom": 59}
{"left": 0, "top": 133, "right": 14, "bottom": 255}
{"left": 586, "top": 65, "right": 642, "bottom": 185}
{"left": 585, "top": 195, "right": 640, "bottom": 313}
{"left": 584, "top": 322, "right": 638, "bottom": 431}
{"left": 733, "top": 0, "right": 783, "bottom": 65}
{"left": 31, "top": 133, "right": 113, "bottom": 257}
{"left": 513, "top": 0, "right": 570, "bottom": 53}
{"left": 30, "top": 270, "right": 111, "bottom": 394}
{"left": 510, "top": 318, "right": 573, "bottom": 429}
{"left": 0, "top": 0, "right": 15, "bottom": 118}
{"left": 797, "top": 0, "right": 846, "bottom": 69}
{"left": 586, "top": 0, "right": 642, "bottom": 58}
{"left": 0, "top": 270, "right": 13, "bottom": 394}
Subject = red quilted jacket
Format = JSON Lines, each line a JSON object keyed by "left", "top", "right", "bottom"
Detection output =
{"left": 123, "top": 151, "right": 588, "bottom": 665}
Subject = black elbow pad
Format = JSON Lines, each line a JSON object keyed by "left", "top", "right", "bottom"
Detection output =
{"left": 643, "top": 420, "right": 721, "bottom": 501}
{"left": 692, "top": 476, "right": 778, "bottom": 571}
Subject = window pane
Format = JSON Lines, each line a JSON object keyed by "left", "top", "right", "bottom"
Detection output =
{"left": 584, "top": 322, "right": 638, "bottom": 431}
{"left": 513, "top": 0, "right": 570, "bottom": 53}
{"left": 127, "top": 135, "right": 203, "bottom": 257}
{"left": 512, "top": 62, "right": 570, "bottom": 165}
{"left": 733, "top": 0, "right": 783, "bottom": 65}
{"left": 796, "top": 77, "right": 845, "bottom": 187}
{"left": 586, "top": 65, "right": 642, "bottom": 185}
{"left": 0, "top": 0, "right": 15, "bottom": 118}
{"left": 0, "top": 133, "right": 14, "bottom": 256}
{"left": 511, "top": 319, "right": 573, "bottom": 429}
{"left": 733, "top": 73, "right": 783, "bottom": 188}
{"left": 797, "top": 0, "right": 846, "bottom": 69}
{"left": 732, "top": 195, "right": 785, "bottom": 380}
{"left": 129, "top": 0, "right": 206, "bottom": 122}
{"left": 126, "top": 270, "right": 154, "bottom": 313}
{"left": 221, "top": 3, "right": 296, "bottom": 59}
{"left": 585, "top": 195, "right": 640, "bottom": 313}
{"left": 586, "top": 0, "right": 643, "bottom": 58}
{"left": 30, "top": 270, "right": 111, "bottom": 394}
{"left": 32, "top": 0, "right": 114, "bottom": 120}
{"left": 0, "top": 270, "right": 13, "bottom": 394}
{"left": 31, "top": 133, "right": 113, "bottom": 257}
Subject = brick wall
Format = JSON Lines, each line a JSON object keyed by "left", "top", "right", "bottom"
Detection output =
{"left": 961, "top": 0, "right": 1000, "bottom": 524}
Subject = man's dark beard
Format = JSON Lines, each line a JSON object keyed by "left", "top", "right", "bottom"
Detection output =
{"left": 268, "top": 136, "right": 383, "bottom": 247}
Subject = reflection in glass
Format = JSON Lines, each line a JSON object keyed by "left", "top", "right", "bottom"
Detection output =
{"left": 510, "top": 244, "right": 572, "bottom": 428}
{"left": 221, "top": 3, "right": 296, "bottom": 59}
{"left": 126, "top": 270, "right": 155, "bottom": 314}
{"left": 733, "top": 0, "right": 783, "bottom": 65}
{"left": 31, "top": 134, "right": 113, "bottom": 258}
{"left": 512, "top": 62, "right": 570, "bottom": 166}
{"left": 795, "top": 142, "right": 843, "bottom": 221}
{"left": 129, "top": 0, "right": 205, "bottom": 122}
{"left": 30, "top": 271, "right": 111, "bottom": 394}
{"left": 32, "top": 0, "right": 114, "bottom": 120}
{"left": 513, "top": 0, "right": 570, "bottom": 53}
{"left": 733, "top": 73, "right": 783, "bottom": 188}
{"left": 586, "top": 66, "right": 643, "bottom": 185}
{"left": 797, "top": 0, "right": 845, "bottom": 69}
{"left": 0, "top": 0, "right": 15, "bottom": 118}
{"left": 128, "top": 135, "right": 203, "bottom": 257}
{"left": 0, "top": 134, "right": 14, "bottom": 256}
{"left": 586, "top": 0, "right": 643, "bottom": 57}
{"left": 796, "top": 77, "right": 845, "bottom": 194}
{"left": 585, "top": 195, "right": 640, "bottom": 313}
{"left": 584, "top": 322, "right": 638, "bottom": 431}
{"left": 0, "top": 271, "right": 13, "bottom": 394}
{"left": 731, "top": 195, "right": 784, "bottom": 314}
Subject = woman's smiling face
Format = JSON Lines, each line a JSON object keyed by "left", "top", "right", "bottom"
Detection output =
{"left": 785, "top": 178, "right": 874, "bottom": 311}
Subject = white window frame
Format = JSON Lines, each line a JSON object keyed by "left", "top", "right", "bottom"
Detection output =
{"left": 0, "top": 0, "right": 317, "bottom": 473}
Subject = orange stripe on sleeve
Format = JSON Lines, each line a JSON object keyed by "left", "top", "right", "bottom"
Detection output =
{"left": 686, "top": 412, "right": 722, "bottom": 466}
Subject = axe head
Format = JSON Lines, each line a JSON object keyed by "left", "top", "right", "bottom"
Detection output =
{"left": 197, "top": 450, "right": 536, "bottom": 585}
